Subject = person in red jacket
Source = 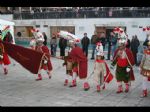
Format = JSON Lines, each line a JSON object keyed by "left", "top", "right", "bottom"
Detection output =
{"left": 32, "top": 29, "right": 53, "bottom": 81}
{"left": 58, "top": 31, "right": 89, "bottom": 89}
{"left": 63, "top": 39, "right": 88, "bottom": 88}
{"left": 0, "top": 30, "right": 11, "bottom": 75}
{"left": 111, "top": 28, "right": 135, "bottom": 93}
{"left": 69, "top": 40, "right": 88, "bottom": 87}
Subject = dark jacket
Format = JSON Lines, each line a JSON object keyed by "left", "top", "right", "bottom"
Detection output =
{"left": 107, "top": 36, "right": 113, "bottom": 46}
{"left": 81, "top": 36, "right": 90, "bottom": 47}
{"left": 131, "top": 39, "right": 140, "bottom": 53}
{"left": 50, "top": 37, "right": 57, "bottom": 45}
{"left": 3, "top": 32, "right": 13, "bottom": 43}
{"left": 43, "top": 34, "right": 47, "bottom": 46}
{"left": 96, "top": 37, "right": 106, "bottom": 46}
{"left": 91, "top": 35, "right": 97, "bottom": 44}
{"left": 59, "top": 37, "right": 67, "bottom": 49}
{"left": 126, "top": 39, "right": 131, "bottom": 49}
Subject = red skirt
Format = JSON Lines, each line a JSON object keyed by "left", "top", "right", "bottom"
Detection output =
{"left": 0, "top": 53, "right": 11, "bottom": 65}
{"left": 41, "top": 60, "right": 52, "bottom": 71}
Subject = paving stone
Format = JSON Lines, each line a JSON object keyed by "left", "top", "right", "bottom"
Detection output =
{"left": 0, "top": 54, "right": 150, "bottom": 106}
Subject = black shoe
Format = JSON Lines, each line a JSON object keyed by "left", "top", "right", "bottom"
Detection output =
{"left": 69, "top": 84, "right": 77, "bottom": 87}
{"left": 91, "top": 58, "right": 94, "bottom": 60}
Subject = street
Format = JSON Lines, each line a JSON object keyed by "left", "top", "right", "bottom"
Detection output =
{"left": 0, "top": 53, "right": 150, "bottom": 107}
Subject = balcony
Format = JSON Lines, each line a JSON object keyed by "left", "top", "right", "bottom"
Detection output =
{"left": 13, "top": 9, "right": 150, "bottom": 20}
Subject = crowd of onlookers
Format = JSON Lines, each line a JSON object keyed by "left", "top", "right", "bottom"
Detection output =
{"left": 40, "top": 31, "right": 149, "bottom": 67}
{"left": 1, "top": 7, "right": 150, "bottom": 19}
{"left": 2, "top": 7, "right": 150, "bottom": 13}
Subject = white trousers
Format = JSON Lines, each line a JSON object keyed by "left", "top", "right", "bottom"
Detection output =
{"left": 142, "top": 76, "right": 148, "bottom": 90}
{"left": 1, "top": 64, "right": 7, "bottom": 69}
{"left": 72, "top": 72, "right": 77, "bottom": 80}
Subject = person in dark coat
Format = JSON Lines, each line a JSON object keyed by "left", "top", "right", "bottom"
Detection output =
{"left": 111, "top": 33, "right": 118, "bottom": 57}
{"left": 107, "top": 32, "right": 113, "bottom": 60}
{"left": 131, "top": 35, "right": 140, "bottom": 66}
{"left": 50, "top": 34, "right": 57, "bottom": 57}
{"left": 126, "top": 38, "right": 131, "bottom": 49}
{"left": 59, "top": 37, "right": 67, "bottom": 59}
{"left": 81, "top": 33, "right": 90, "bottom": 57}
{"left": 42, "top": 32, "right": 47, "bottom": 46}
{"left": 96, "top": 33, "right": 106, "bottom": 50}
{"left": 90, "top": 33, "right": 98, "bottom": 59}
{"left": 99, "top": 32, "right": 106, "bottom": 50}
{"left": 3, "top": 32, "right": 13, "bottom": 43}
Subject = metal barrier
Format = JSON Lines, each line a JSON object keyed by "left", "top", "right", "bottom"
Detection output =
{"left": 13, "top": 10, "right": 150, "bottom": 20}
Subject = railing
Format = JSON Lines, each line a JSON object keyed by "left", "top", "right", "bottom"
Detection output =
{"left": 13, "top": 10, "right": 150, "bottom": 20}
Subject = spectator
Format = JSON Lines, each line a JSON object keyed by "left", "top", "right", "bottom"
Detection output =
{"left": 50, "top": 34, "right": 57, "bottom": 57}
{"left": 143, "top": 34, "right": 150, "bottom": 49}
{"left": 90, "top": 32, "right": 98, "bottom": 60}
{"left": 95, "top": 33, "right": 107, "bottom": 55}
{"left": 81, "top": 33, "right": 90, "bottom": 57}
{"left": 108, "top": 8, "right": 113, "bottom": 17}
{"left": 131, "top": 35, "right": 140, "bottom": 66}
{"left": 42, "top": 32, "right": 47, "bottom": 46}
{"left": 99, "top": 32, "right": 106, "bottom": 50}
{"left": 107, "top": 32, "right": 113, "bottom": 60}
{"left": 126, "top": 38, "right": 131, "bottom": 49}
{"left": 59, "top": 37, "right": 67, "bottom": 59}
{"left": 111, "top": 32, "right": 118, "bottom": 57}
{"left": 3, "top": 32, "right": 13, "bottom": 43}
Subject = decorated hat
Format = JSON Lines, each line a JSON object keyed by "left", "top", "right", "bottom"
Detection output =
{"left": 140, "top": 26, "right": 150, "bottom": 46}
{"left": 118, "top": 33, "right": 128, "bottom": 46}
{"left": 36, "top": 32, "right": 44, "bottom": 42}
{"left": 113, "top": 27, "right": 124, "bottom": 34}
{"left": 142, "top": 27, "right": 150, "bottom": 33}
{"left": 31, "top": 28, "right": 44, "bottom": 42}
{"left": 95, "top": 42, "right": 104, "bottom": 56}
{"left": 58, "top": 30, "right": 80, "bottom": 44}
{"left": 141, "top": 26, "right": 150, "bottom": 39}
{"left": 113, "top": 27, "right": 128, "bottom": 46}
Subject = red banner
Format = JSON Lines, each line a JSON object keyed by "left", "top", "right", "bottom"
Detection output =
{"left": 3, "top": 42, "right": 44, "bottom": 74}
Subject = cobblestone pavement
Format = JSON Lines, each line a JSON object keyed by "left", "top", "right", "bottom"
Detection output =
{"left": 0, "top": 52, "right": 150, "bottom": 107}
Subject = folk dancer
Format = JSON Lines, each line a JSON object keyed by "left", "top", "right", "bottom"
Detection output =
{"left": 0, "top": 30, "right": 11, "bottom": 75}
{"left": 58, "top": 31, "right": 88, "bottom": 88}
{"left": 111, "top": 28, "right": 135, "bottom": 93}
{"left": 139, "top": 37, "right": 150, "bottom": 97}
{"left": 63, "top": 39, "right": 88, "bottom": 88}
{"left": 32, "top": 29, "right": 53, "bottom": 81}
{"left": 93, "top": 42, "right": 113, "bottom": 92}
